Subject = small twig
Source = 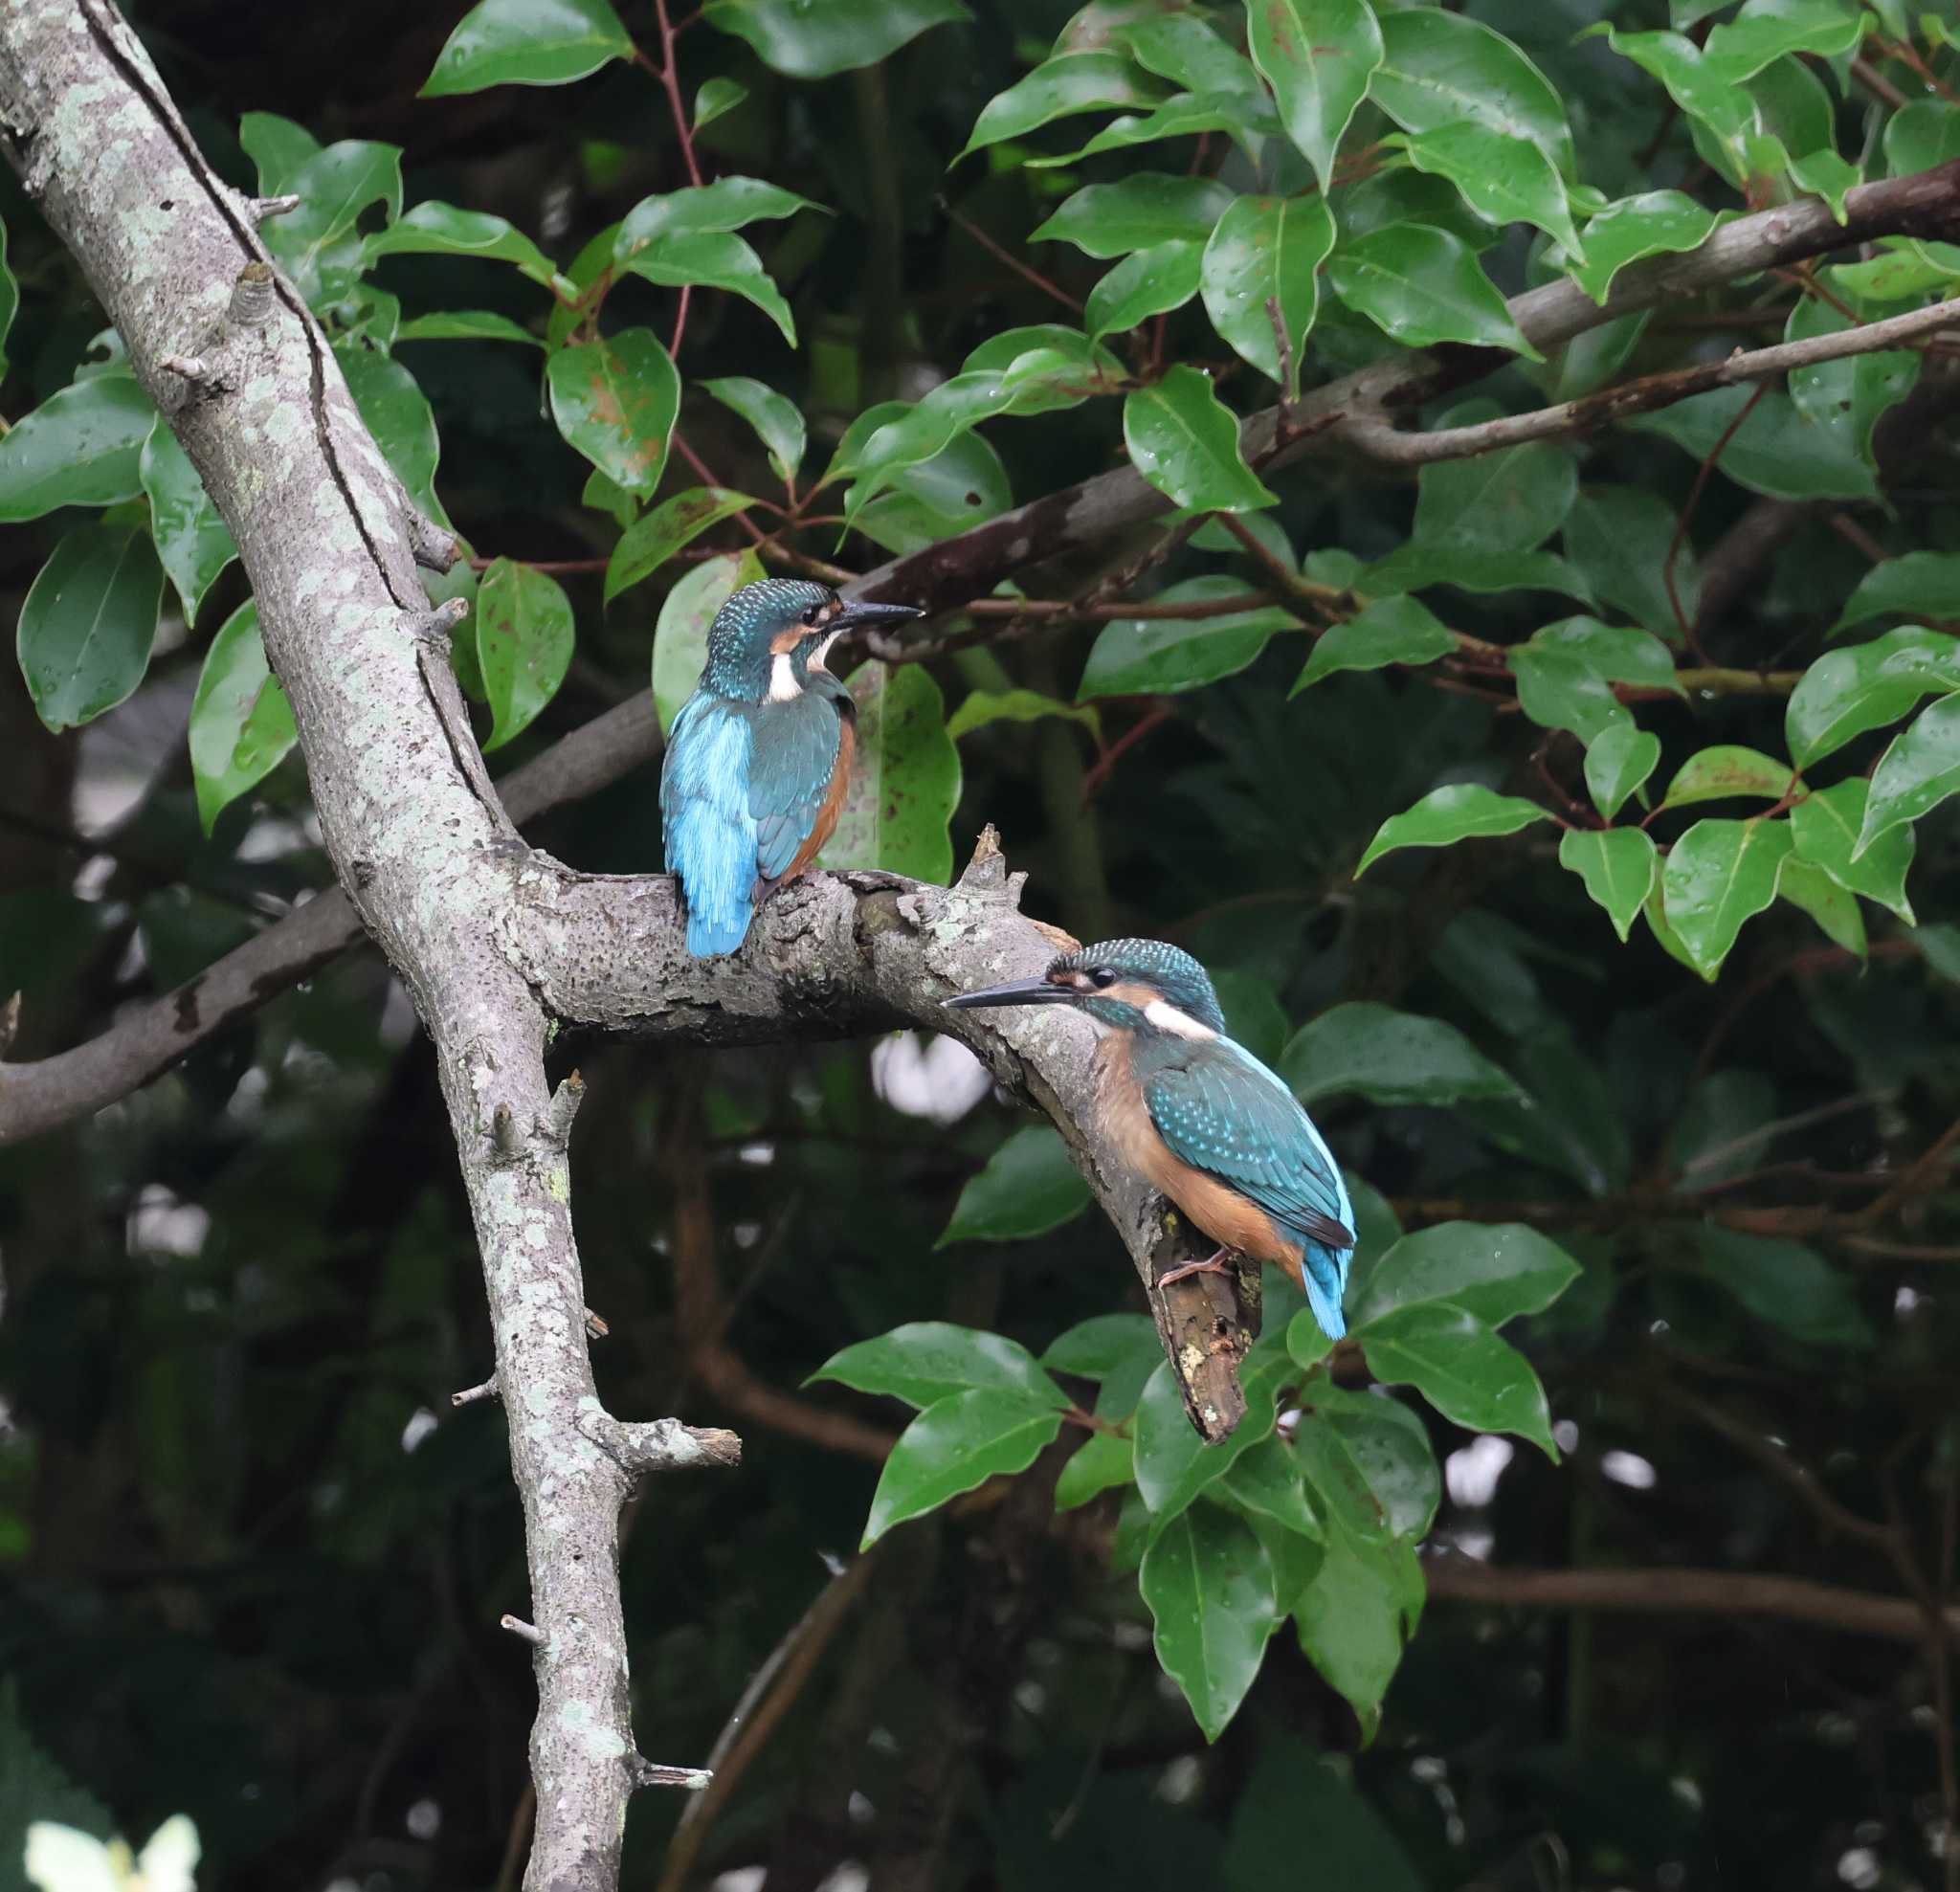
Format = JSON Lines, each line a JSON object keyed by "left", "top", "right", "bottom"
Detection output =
{"left": 938, "top": 194, "right": 1085, "bottom": 314}
{"left": 1667, "top": 381, "right": 1768, "bottom": 662}
{"left": 542, "top": 1069, "right": 585, "bottom": 1151}
{"left": 241, "top": 189, "right": 300, "bottom": 226}
{"left": 1080, "top": 703, "right": 1173, "bottom": 802}
{"left": 452, "top": 1374, "right": 501, "bottom": 1408}
{"left": 501, "top": 1614, "right": 544, "bottom": 1645}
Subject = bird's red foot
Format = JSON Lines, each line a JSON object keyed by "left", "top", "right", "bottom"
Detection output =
{"left": 1156, "top": 1247, "right": 1236, "bottom": 1288}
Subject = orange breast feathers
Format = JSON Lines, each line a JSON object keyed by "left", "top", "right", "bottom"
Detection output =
{"left": 786, "top": 717, "right": 855, "bottom": 880}
{"left": 1093, "top": 1036, "right": 1307, "bottom": 1289}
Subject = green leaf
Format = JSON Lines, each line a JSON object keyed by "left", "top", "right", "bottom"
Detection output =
{"left": 1079, "top": 575, "right": 1293, "bottom": 700}
{"left": 17, "top": 523, "right": 164, "bottom": 733}
{"left": 1370, "top": 8, "right": 1574, "bottom": 175}
{"left": 187, "top": 600, "right": 299, "bottom": 835}
{"left": 615, "top": 177, "right": 821, "bottom": 260}
{"left": 475, "top": 559, "right": 573, "bottom": 751}
{"left": 1858, "top": 693, "right": 1960, "bottom": 857}
{"left": 1350, "top": 1220, "right": 1582, "bottom": 1331}
{"left": 0, "top": 215, "right": 16, "bottom": 381}
{"left": 1886, "top": 99, "right": 1960, "bottom": 176}
{"left": 1030, "top": 174, "right": 1233, "bottom": 257}
{"left": 1320, "top": 1389, "right": 1441, "bottom": 1539}
{"left": 1122, "top": 367, "right": 1276, "bottom": 513}
{"left": 1292, "top": 1518, "right": 1421, "bottom": 1738}
{"left": 820, "top": 663, "right": 961, "bottom": 881}
{"left": 1659, "top": 816, "right": 1793, "bottom": 978}
{"left": 1563, "top": 484, "right": 1698, "bottom": 640}
{"left": 1118, "top": 13, "right": 1262, "bottom": 96}
{"left": 1789, "top": 148, "right": 1860, "bottom": 223}
{"left": 1280, "top": 1002, "right": 1522, "bottom": 1108}
{"left": 1529, "top": 616, "right": 1681, "bottom": 694}
{"left": 618, "top": 231, "right": 797, "bottom": 345}
{"left": 1028, "top": 88, "right": 1283, "bottom": 167}
{"left": 1393, "top": 123, "right": 1581, "bottom": 256}
{"left": 1509, "top": 645, "right": 1629, "bottom": 746}
{"left": 1294, "top": 595, "right": 1456, "bottom": 692}
{"left": 1132, "top": 1361, "right": 1276, "bottom": 1523}
{"left": 694, "top": 76, "right": 748, "bottom": 128}
{"left": 1630, "top": 386, "right": 1877, "bottom": 502}
{"left": 1834, "top": 551, "right": 1960, "bottom": 634}
{"left": 947, "top": 688, "right": 1101, "bottom": 743}
{"left": 1690, "top": 1226, "right": 1873, "bottom": 1348}
{"left": 1055, "top": 1429, "right": 1135, "bottom": 1510}
{"left": 1359, "top": 1304, "right": 1558, "bottom": 1458}
{"left": 422, "top": 0, "right": 634, "bottom": 95}
{"left": 1569, "top": 191, "right": 1723, "bottom": 303}
{"left": 140, "top": 419, "right": 235, "bottom": 627}
{"left": 1413, "top": 439, "right": 1575, "bottom": 555}
{"left": 1360, "top": 545, "right": 1592, "bottom": 605}
{"left": 1660, "top": 745, "right": 1793, "bottom": 810}
{"left": 1598, "top": 28, "right": 1752, "bottom": 138}
{"left": 0, "top": 375, "right": 154, "bottom": 521}
{"left": 1286, "top": 1309, "right": 1337, "bottom": 1374}
{"left": 1327, "top": 223, "right": 1541, "bottom": 360}
{"left": 395, "top": 310, "right": 541, "bottom": 345}
{"left": 1221, "top": 1437, "right": 1323, "bottom": 1540}
{"left": 957, "top": 53, "right": 1169, "bottom": 160}
{"left": 703, "top": 0, "right": 969, "bottom": 78}
{"left": 1355, "top": 785, "right": 1549, "bottom": 877}
{"left": 1703, "top": 0, "right": 1866, "bottom": 80}
{"left": 1246, "top": 0, "right": 1383, "bottom": 191}
{"left": 546, "top": 329, "right": 679, "bottom": 497}
{"left": 1790, "top": 778, "right": 1914, "bottom": 922}
{"left": 1787, "top": 628, "right": 1960, "bottom": 769}
{"left": 861, "top": 1389, "right": 1065, "bottom": 1547}
{"left": 1199, "top": 196, "right": 1334, "bottom": 394}
{"left": 1140, "top": 1504, "right": 1278, "bottom": 1743}
{"left": 654, "top": 548, "right": 763, "bottom": 735}
{"left": 1041, "top": 1312, "right": 1158, "bottom": 1380}
{"left": 336, "top": 343, "right": 445, "bottom": 522}
{"left": 1086, "top": 239, "right": 1204, "bottom": 340}
{"left": 1558, "top": 827, "right": 1659, "bottom": 943}
{"left": 365, "top": 200, "right": 556, "bottom": 282}
{"left": 851, "top": 428, "right": 1013, "bottom": 555}
{"left": 701, "top": 377, "right": 806, "bottom": 485}
{"left": 605, "top": 488, "right": 759, "bottom": 605}
{"left": 1777, "top": 854, "right": 1866, "bottom": 957}
{"left": 1295, "top": 1413, "right": 1391, "bottom": 1545}
{"left": 262, "top": 139, "right": 404, "bottom": 303}
{"left": 938, "top": 1124, "right": 1093, "bottom": 1245}
{"left": 1584, "top": 721, "right": 1661, "bottom": 821}
{"left": 813, "top": 1321, "right": 1069, "bottom": 1412}
{"left": 238, "top": 111, "right": 321, "bottom": 196}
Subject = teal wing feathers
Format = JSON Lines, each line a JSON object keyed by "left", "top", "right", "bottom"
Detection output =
{"left": 748, "top": 691, "right": 846, "bottom": 885}
{"left": 660, "top": 694, "right": 759, "bottom": 957}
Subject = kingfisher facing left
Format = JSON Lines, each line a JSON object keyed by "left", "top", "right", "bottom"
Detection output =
{"left": 946, "top": 939, "right": 1357, "bottom": 1340}
{"left": 660, "top": 578, "right": 924, "bottom": 957}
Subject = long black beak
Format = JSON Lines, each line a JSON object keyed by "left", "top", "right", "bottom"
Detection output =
{"left": 832, "top": 598, "right": 926, "bottom": 636}
{"left": 943, "top": 976, "right": 1075, "bottom": 1012}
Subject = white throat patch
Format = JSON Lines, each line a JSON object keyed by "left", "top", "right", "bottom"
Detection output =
{"left": 808, "top": 629, "right": 842, "bottom": 675}
{"left": 1145, "top": 998, "right": 1217, "bottom": 1040}
{"left": 768, "top": 651, "right": 802, "bottom": 701}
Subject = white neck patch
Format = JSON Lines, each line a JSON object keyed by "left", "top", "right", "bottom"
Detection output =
{"left": 808, "top": 629, "right": 842, "bottom": 675}
{"left": 1145, "top": 998, "right": 1217, "bottom": 1040}
{"left": 768, "top": 651, "right": 802, "bottom": 701}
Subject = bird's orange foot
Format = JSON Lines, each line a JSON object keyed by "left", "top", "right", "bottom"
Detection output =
{"left": 1156, "top": 1246, "right": 1236, "bottom": 1288}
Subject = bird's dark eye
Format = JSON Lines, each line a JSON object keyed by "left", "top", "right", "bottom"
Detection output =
{"left": 1089, "top": 968, "right": 1117, "bottom": 989}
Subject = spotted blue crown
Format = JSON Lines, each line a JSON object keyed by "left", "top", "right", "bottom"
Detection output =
{"left": 702, "top": 578, "right": 835, "bottom": 695}
{"left": 1055, "top": 938, "right": 1228, "bottom": 1035}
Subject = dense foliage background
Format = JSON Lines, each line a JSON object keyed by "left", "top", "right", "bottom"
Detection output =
{"left": 5, "top": 0, "right": 1960, "bottom": 1886}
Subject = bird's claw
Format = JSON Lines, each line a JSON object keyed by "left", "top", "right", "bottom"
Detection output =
{"left": 1155, "top": 1247, "right": 1236, "bottom": 1289}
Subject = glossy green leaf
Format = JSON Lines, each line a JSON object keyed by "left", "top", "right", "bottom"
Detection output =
{"left": 1295, "top": 1418, "right": 1390, "bottom": 1546}
{"left": 1370, "top": 8, "right": 1574, "bottom": 175}
{"left": 422, "top": 0, "right": 633, "bottom": 95}
{"left": 947, "top": 688, "right": 1101, "bottom": 743}
{"left": 1413, "top": 439, "right": 1575, "bottom": 555}
{"left": 1660, "top": 745, "right": 1793, "bottom": 810}
{"left": 1584, "top": 721, "right": 1661, "bottom": 821}
{"left": 1393, "top": 122, "right": 1581, "bottom": 256}
{"left": 1086, "top": 239, "right": 1203, "bottom": 340}
{"left": 1858, "top": 694, "right": 1960, "bottom": 857}
{"left": 0, "top": 375, "right": 154, "bottom": 521}
{"left": 331, "top": 344, "right": 448, "bottom": 529}
{"left": 605, "top": 489, "right": 758, "bottom": 605}
{"left": 1280, "top": 1002, "right": 1521, "bottom": 1109}
{"left": 615, "top": 178, "right": 821, "bottom": 260}
{"left": 1294, "top": 595, "right": 1455, "bottom": 692}
{"left": 694, "top": 76, "right": 747, "bottom": 128}
{"left": 238, "top": 111, "right": 320, "bottom": 195}
{"left": 1558, "top": 827, "right": 1659, "bottom": 943}
{"left": 1777, "top": 855, "right": 1866, "bottom": 957}
{"left": 365, "top": 200, "right": 555, "bottom": 281}
{"left": 1569, "top": 191, "right": 1722, "bottom": 303}
{"left": 654, "top": 549, "right": 762, "bottom": 734}
{"left": 1292, "top": 1518, "right": 1421, "bottom": 1738}
{"left": 701, "top": 377, "right": 806, "bottom": 486}
{"left": 1041, "top": 1312, "right": 1158, "bottom": 1380}
{"left": 1320, "top": 1390, "right": 1441, "bottom": 1539}
{"left": 1221, "top": 1437, "right": 1323, "bottom": 1540}
{"left": 939, "top": 1124, "right": 1093, "bottom": 1245}
{"left": 1532, "top": 617, "right": 1681, "bottom": 694}
{"left": 1349, "top": 1219, "right": 1582, "bottom": 1334}
{"left": 813, "top": 1321, "right": 1069, "bottom": 1412}
{"left": 1360, "top": 1304, "right": 1558, "bottom": 1458}
{"left": 1030, "top": 174, "right": 1233, "bottom": 257}
{"left": 1784, "top": 296, "right": 1916, "bottom": 471}
{"left": 17, "top": 523, "right": 164, "bottom": 733}
{"left": 861, "top": 1389, "right": 1064, "bottom": 1547}
{"left": 1886, "top": 100, "right": 1960, "bottom": 177}
{"left": 140, "top": 419, "right": 235, "bottom": 627}
{"left": 474, "top": 559, "right": 573, "bottom": 751}
{"left": 1659, "top": 816, "right": 1793, "bottom": 978}
{"left": 1787, "top": 628, "right": 1960, "bottom": 769}
{"left": 1029, "top": 88, "right": 1283, "bottom": 167}
{"left": 1199, "top": 196, "right": 1333, "bottom": 395}
{"left": 851, "top": 428, "right": 1013, "bottom": 555}
{"left": 1703, "top": 0, "right": 1866, "bottom": 81}
{"left": 1133, "top": 1361, "right": 1277, "bottom": 1523}
{"left": 821, "top": 663, "right": 961, "bottom": 881}
{"left": 1833, "top": 552, "right": 1960, "bottom": 634}
{"left": 1140, "top": 1504, "right": 1278, "bottom": 1743}
{"left": 1356, "top": 785, "right": 1549, "bottom": 877}
{"left": 618, "top": 231, "right": 797, "bottom": 345}
{"left": 1563, "top": 484, "right": 1698, "bottom": 640}
{"left": 1122, "top": 367, "right": 1276, "bottom": 513}
{"left": 261, "top": 139, "right": 403, "bottom": 303}
{"left": 1246, "top": 0, "right": 1382, "bottom": 190}
{"left": 1118, "top": 13, "right": 1261, "bottom": 95}
{"left": 1509, "top": 645, "right": 1629, "bottom": 746}
{"left": 1361, "top": 545, "right": 1592, "bottom": 605}
{"left": 1789, "top": 149, "right": 1860, "bottom": 223}
{"left": 1790, "top": 778, "right": 1914, "bottom": 922}
{"left": 1079, "top": 577, "right": 1294, "bottom": 701}
{"left": 1055, "top": 1430, "right": 1135, "bottom": 1511}
{"left": 957, "top": 53, "right": 1169, "bottom": 160}
{"left": 546, "top": 329, "right": 679, "bottom": 497}
{"left": 1327, "top": 223, "right": 1540, "bottom": 359}
{"left": 1691, "top": 1226, "right": 1873, "bottom": 1348}
{"left": 703, "top": 0, "right": 969, "bottom": 78}
{"left": 395, "top": 310, "right": 541, "bottom": 345}
{"left": 1630, "top": 386, "right": 1878, "bottom": 502}
{"left": 188, "top": 601, "right": 298, "bottom": 834}
{"left": 1598, "top": 28, "right": 1752, "bottom": 138}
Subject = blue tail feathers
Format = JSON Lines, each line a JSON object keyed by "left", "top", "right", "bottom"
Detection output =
{"left": 685, "top": 903, "right": 752, "bottom": 958}
{"left": 1302, "top": 1240, "right": 1349, "bottom": 1341}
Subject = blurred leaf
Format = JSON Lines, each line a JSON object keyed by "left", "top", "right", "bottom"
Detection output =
{"left": 1631, "top": 386, "right": 1878, "bottom": 501}
{"left": 1704, "top": 0, "right": 1866, "bottom": 78}
{"left": 695, "top": 76, "right": 747, "bottom": 127}
{"left": 1691, "top": 1226, "right": 1874, "bottom": 1348}
{"left": 17, "top": 523, "right": 163, "bottom": 732}
{"left": 821, "top": 662, "right": 961, "bottom": 880}
{"left": 140, "top": 419, "right": 235, "bottom": 627}
{"left": 0, "top": 375, "right": 154, "bottom": 521}
{"left": 1293, "top": 1520, "right": 1421, "bottom": 1738}
{"left": 1777, "top": 854, "right": 1867, "bottom": 957}
{"left": 476, "top": 559, "right": 574, "bottom": 750}
{"left": 1660, "top": 745, "right": 1793, "bottom": 810}
{"left": 1079, "top": 576, "right": 1293, "bottom": 699}
{"left": 1295, "top": 594, "right": 1456, "bottom": 691}
{"left": 1030, "top": 174, "right": 1233, "bottom": 256}
{"left": 1349, "top": 1221, "right": 1581, "bottom": 1330}
{"left": 1370, "top": 8, "right": 1574, "bottom": 174}
{"left": 1355, "top": 785, "right": 1550, "bottom": 876}
{"left": 605, "top": 488, "right": 759, "bottom": 604}
{"left": 395, "top": 310, "right": 540, "bottom": 345}
{"left": 188, "top": 600, "right": 299, "bottom": 834}
{"left": 1414, "top": 439, "right": 1576, "bottom": 555}
{"left": 1141, "top": 1503, "right": 1277, "bottom": 1742}
{"left": 0, "top": 217, "right": 15, "bottom": 381}
{"left": 813, "top": 1321, "right": 1069, "bottom": 1411}
{"left": 1360, "top": 1304, "right": 1558, "bottom": 1457}
{"left": 1225, "top": 1742, "right": 1423, "bottom": 1892}
{"left": 654, "top": 548, "right": 763, "bottom": 734}
{"left": 546, "top": 328, "right": 679, "bottom": 496}
{"left": 1281, "top": 1003, "right": 1522, "bottom": 1108}
{"left": 1790, "top": 778, "right": 1914, "bottom": 921}
{"left": 1788, "top": 628, "right": 1960, "bottom": 768}
{"left": 939, "top": 1124, "right": 1093, "bottom": 1245}
{"left": 1042, "top": 1313, "right": 1158, "bottom": 1378}
{"left": 1563, "top": 483, "right": 1699, "bottom": 640}
{"left": 1559, "top": 827, "right": 1659, "bottom": 943}
{"left": 1328, "top": 223, "right": 1540, "bottom": 358}
{"left": 422, "top": 0, "right": 633, "bottom": 95}
{"left": 947, "top": 687, "right": 1100, "bottom": 742}
{"left": 703, "top": 0, "right": 969, "bottom": 78}
{"left": 1834, "top": 551, "right": 1960, "bottom": 634}
{"left": 702, "top": 376, "right": 806, "bottom": 484}
{"left": 1122, "top": 367, "right": 1276, "bottom": 512}
{"left": 861, "top": 1390, "right": 1064, "bottom": 1546}
{"left": 1246, "top": 0, "right": 1382, "bottom": 191}
{"left": 1659, "top": 817, "right": 1793, "bottom": 979}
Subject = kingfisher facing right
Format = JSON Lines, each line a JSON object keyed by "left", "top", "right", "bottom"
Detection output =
{"left": 946, "top": 939, "right": 1357, "bottom": 1340}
